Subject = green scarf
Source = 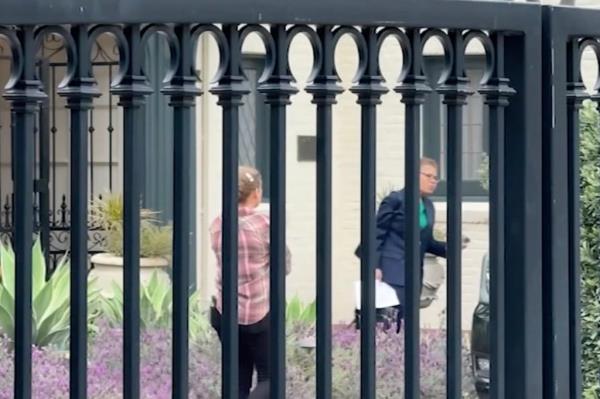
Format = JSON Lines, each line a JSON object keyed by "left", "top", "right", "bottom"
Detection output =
{"left": 419, "top": 199, "right": 428, "bottom": 229}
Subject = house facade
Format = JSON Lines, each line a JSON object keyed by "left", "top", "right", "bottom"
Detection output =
{"left": 195, "top": 14, "right": 600, "bottom": 328}
{"left": 193, "top": 34, "right": 490, "bottom": 328}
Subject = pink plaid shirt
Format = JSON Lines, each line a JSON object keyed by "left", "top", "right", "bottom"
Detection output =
{"left": 210, "top": 206, "right": 291, "bottom": 325}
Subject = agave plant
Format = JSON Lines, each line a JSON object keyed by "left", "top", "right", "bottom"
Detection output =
{"left": 285, "top": 295, "right": 316, "bottom": 327}
{"left": 100, "top": 270, "right": 211, "bottom": 341}
{"left": 0, "top": 239, "right": 101, "bottom": 348}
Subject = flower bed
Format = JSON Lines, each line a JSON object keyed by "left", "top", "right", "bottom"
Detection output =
{"left": 0, "top": 323, "right": 476, "bottom": 398}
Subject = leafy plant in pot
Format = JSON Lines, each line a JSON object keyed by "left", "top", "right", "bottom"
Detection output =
{"left": 89, "top": 194, "right": 173, "bottom": 294}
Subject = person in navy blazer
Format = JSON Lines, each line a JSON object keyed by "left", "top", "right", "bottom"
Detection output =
{"left": 375, "top": 158, "right": 446, "bottom": 301}
{"left": 355, "top": 158, "right": 447, "bottom": 330}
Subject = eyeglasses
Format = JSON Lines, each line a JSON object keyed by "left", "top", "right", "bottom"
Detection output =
{"left": 420, "top": 172, "right": 439, "bottom": 182}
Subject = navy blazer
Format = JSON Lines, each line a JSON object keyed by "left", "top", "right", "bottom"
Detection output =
{"left": 356, "top": 189, "right": 447, "bottom": 286}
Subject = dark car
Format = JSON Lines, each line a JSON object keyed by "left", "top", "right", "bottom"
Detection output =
{"left": 470, "top": 253, "right": 490, "bottom": 397}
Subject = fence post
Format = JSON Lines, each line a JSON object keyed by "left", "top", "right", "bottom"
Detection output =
{"left": 503, "top": 26, "right": 544, "bottom": 399}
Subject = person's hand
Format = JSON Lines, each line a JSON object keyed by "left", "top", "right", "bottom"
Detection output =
{"left": 375, "top": 268, "right": 383, "bottom": 281}
{"left": 462, "top": 235, "right": 470, "bottom": 250}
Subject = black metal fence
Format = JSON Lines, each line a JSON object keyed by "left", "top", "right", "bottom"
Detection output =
{"left": 0, "top": 0, "right": 592, "bottom": 398}
{"left": 0, "top": 47, "right": 119, "bottom": 269}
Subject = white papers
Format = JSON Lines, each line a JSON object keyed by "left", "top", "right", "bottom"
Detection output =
{"left": 354, "top": 280, "right": 400, "bottom": 310}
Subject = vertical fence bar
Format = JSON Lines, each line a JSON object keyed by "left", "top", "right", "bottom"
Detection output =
{"left": 438, "top": 29, "right": 472, "bottom": 399}
{"left": 39, "top": 61, "right": 51, "bottom": 269}
{"left": 3, "top": 26, "right": 46, "bottom": 399}
{"left": 58, "top": 24, "right": 101, "bottom": 399}
{"left": 0, "top": 113, "right": 2, "bottom": 206}
{"left": 3, "top": 196, "right": 9, "bottom": 230}
{"left": 480, "top": 31, "right": 514, "bottom": 399}
{"left": 89, "top": 109, "right": 95, "bottom": 198}
{"left": 565, "top": 38, "right": 585, "bottom": 399}
{"left": 306, "top": 25, "right": 343, "bottom": 399}
{"left": 394, "top": 27, "right": 430, "bottom": 399}
{"left": 210, "top": 23, "right": 248, "bottom": 399}
{"left": 350, "top": 26, "right": 387, "bottom": 399}
{"left": 111, "top": 24, "right": 153, "bottom": 399}
{"left": 258, "top": 24, "right": 298, "bottom": 399}
{"left": 162, "top": 23, "right": 200, "bottom": 399}
{"left": 108, "top": 65, "right": 115, "bottom": 191}
{"left": 51, "top": 67, "right": 57, "bottom": 226}
{"left": 0, "top": 114, "right": 2, "bottom": 213}
{"left": 10, "top": 113, "right": 15, "bottom": 229}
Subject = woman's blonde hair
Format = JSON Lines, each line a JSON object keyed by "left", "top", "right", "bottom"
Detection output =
{"left": 238, "top": 166, "right": 262, "bottom": 203}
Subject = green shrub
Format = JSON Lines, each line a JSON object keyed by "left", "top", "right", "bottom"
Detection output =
{"left": 580, "top": 101, "right": 600, "bottom": 397}
{"left": 477, "top": 102, "right": 600, "bottom": 395}
{"left": 478, "top": 152, "right": 489, "bottom": 192}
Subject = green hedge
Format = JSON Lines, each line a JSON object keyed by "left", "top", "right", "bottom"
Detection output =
{"left": 580, "top": 101, "right": 600, "bottom": 398}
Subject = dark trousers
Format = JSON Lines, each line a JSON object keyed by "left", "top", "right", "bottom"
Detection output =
{"left": 389, "top": 284, "right": 406, "bottom": 333}
{"left": 210, "top": 307, "right": 270, "bottom": 399}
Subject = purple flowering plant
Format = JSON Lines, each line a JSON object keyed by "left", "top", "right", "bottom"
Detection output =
{"left": 0, "top": 320, "right": 477, "bottom": 398}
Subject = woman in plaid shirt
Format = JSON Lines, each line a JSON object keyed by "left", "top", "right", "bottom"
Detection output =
{"left": 209, "top": 166, "right": 291, "bottom": 399}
